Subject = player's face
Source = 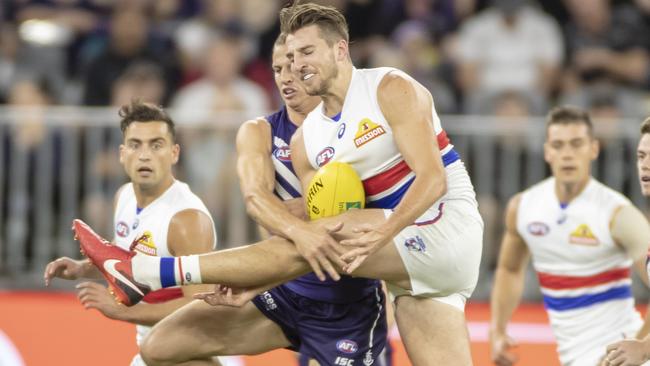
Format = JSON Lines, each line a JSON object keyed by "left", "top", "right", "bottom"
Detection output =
{"left": 637, "top": 133, "right": 650, "bottom": 196}
{"left": 544, "top": 123, "right": 598, "bottom": 185}
{"left": 286, "top": 25, "right": 340, "bottom": 96}
{"left": 120, "top": 121, "right": 179, "bottom": 190}
{"left": 272, "top": 43, "right": 316, "bottom": 110}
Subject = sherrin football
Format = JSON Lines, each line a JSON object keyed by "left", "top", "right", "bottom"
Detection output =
{"left": 306, "top": 161, "right": 365, "bottom": 220}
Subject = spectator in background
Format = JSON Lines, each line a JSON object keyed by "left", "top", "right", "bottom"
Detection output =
{"left": 456, "top": 0, "right": 563, "bottom": 114}
{"left": 561, "top": 0, "right": 649, "bottom": 118}
{"left": 0, "top": 24, "right": 18, "bottom": 103}
{"left": 172, "top": 34, "right": 269, "bottom": 239}
{"left": 368, "top": 20, "right": 456, "bottom": 113}
{"left": 82, "top": 7, "right": 177, "bottom": 106}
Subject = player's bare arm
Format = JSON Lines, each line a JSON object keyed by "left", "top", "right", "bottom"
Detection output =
{"left": 77, "top": 208, "right": 214, "bottom": 326}
{"left": 610, "top": 204, "right": 650, "bottom": 340}
{"left": 43, "top": 184, "right": 131, "bottom": 285}
{"left": 340, "top": 72, "right": 447, "bottom": 271}
{"left": 491, "top": 194, "right": 530, "bottom": 366}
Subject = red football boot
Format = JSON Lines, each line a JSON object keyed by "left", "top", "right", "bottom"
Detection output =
{"left": 72, "top": 219, "right": 150, "bottom": 306}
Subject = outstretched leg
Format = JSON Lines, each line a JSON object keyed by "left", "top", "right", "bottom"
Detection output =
{"left": 140, "top": 299, "right": 290, "bottom": 366}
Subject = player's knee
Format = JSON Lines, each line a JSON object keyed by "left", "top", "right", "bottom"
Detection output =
{"left": 139, "top": 333, "right": 176, "bottom": 366}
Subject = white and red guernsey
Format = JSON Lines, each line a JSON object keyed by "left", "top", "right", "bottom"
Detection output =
{"left": 517, "top": 177, "right": 643, "bottom": 365}
{"left": 302, "top": 67, "right": 476, "bottom": 217}
{"left": 113, "top": 181, "right": 216, "bottom": 346}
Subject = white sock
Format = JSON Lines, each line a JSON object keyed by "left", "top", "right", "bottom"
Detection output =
{"left": 178, "top": 255, "right": 203, "bottom": 285}
{"left": 131, "top": 253, "right": 163, "bottom": 290}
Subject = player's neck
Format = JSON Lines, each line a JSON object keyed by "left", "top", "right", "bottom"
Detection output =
{"left": 133, "top": 176, "right": 175, "bottom": 208}
{"left": 287, "top": 102, "right": 316, "bottom": 125}
{"left": 322, "top": 63, "right": 353, "bottom": 117}
{"left": 554, "top": 177, "right": 590, "bottom": 204}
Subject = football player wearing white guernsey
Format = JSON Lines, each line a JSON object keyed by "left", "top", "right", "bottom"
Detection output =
{"left": 136, "top": 35, "right": 391, "bottom": 366}
{"left": 490, "top": 107, "right": 650, "bottom": 366}
{"left": 75, "top": 4, "right": 482, "bottom": 365}
{"left": 43, "top": 101, "right": 218, "bottom": 366}
{"left": 603, "top": 117, "right": 650, "bottom": 366}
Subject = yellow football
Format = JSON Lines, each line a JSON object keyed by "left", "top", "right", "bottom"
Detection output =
{"left": 306, "top": 161, "right": 365, "bottom": 220}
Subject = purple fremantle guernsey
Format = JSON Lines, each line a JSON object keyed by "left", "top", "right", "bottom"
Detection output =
{"left": 266, "top": 107, "right": 379, "bottom": 303}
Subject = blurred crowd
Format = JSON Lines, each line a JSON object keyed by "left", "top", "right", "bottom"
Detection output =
{"left": 1, "top": 0, "right": 649, "bottom": 117}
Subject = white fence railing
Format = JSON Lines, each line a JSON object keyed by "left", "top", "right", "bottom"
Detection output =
{"left": 0, "top": 107, "right": 647, "bottom": 300}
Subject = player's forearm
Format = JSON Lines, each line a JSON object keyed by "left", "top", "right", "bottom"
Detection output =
{"left": 384, "top": 174, "right": 446, "bottom": 236}
{"left": 490, "top": 267, "right": 526, "bottom": 334}
{"left": 244, "top": 189, "right": 309, "bottom": 239}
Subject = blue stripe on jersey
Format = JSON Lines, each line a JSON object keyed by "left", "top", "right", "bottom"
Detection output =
{"left": 366, "top": 148, "right": 460, "bottom": 209}
{"left": 366, "top": 176, "right": 415, "bottom": 209}
{"left": 542, "top": 285, "right": 632, "bottom": 311}
{"left": 442, "top": 148, "right": 460, "bottom": 167}
{"left": 274, "top": 171, "right": 301, "bottom": 198}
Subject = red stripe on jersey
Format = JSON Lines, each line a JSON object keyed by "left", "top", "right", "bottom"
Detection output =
{"left": 363, "top": 160, "right": 412, "bottom": 196}
{"left": 437, "top": 130, "right": 450, "bottom": 150}
{"left": 143, "top": 287, "right": 184, "bottom": 304}
{"left": 537, "top": 268, "right": 630, "bottom": 290}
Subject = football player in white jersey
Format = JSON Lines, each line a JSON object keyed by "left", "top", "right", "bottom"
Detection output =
{"left": 602, "top": 117, "right": 650, "bottom": 366}
{"left": 43, "top": 101, "right": 218, "bottom": 365}
{"left": 75, "top": 4, "right": 482, "bottom": 365}
{"left": 136, "top": 35, "right": 391, "bottom": 366}
{"left": 490, "top": 107, "right": 650, "bottom": 366}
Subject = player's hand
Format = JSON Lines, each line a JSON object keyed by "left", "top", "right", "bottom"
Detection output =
{"left": 604, "top": 339, "right": 650, "bottom": 366}
{"left": 340, "top": 224, "right": 392, "bottom": 274}
{"left": 490, "top": 332, "right": 518, "bottom": 366}
{"left": 193, "top": 284, "right": 259, "bottom": 307}
{"left": 76, "top": 281, "right": 125, "bottom": 320}
{"left": 44, "top": 257, "right": 90, "bottom": 286}
{"left": 291, "top": 222, "right": 346, "bottom": 281}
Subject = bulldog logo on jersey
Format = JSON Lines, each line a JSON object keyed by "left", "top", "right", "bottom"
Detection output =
{"left": 354, "top": 118, "right": 385, "bottom": 148}
{"left": 131, "top": 231, "right": 157, "bottom": 255}
{"left": 569, "top": 224, "right": 599, "bottom": 246}
{"left": 404, "top": 236, "right": 426, "bottom": 252}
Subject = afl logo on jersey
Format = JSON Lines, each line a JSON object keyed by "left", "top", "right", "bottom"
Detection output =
{"left": 336, "top": 339, "right": 358, "bottom": 354}
{"left": 116, "top": 221, "right": 129, "bottom": 238}
{"left": 527, "top": 222, "right": 549, "bottom": 236}
{"left": 274, "top": 146, "right": 291, "bottom": 162}
{"left": 316, "top": 147, "right": 335, "bottom": 167}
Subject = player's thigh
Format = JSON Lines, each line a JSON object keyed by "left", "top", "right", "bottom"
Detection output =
{"left": 395, "top": 295, "right": 472, "bottom": 366}
{"left": 141, "top": 299, "right": 290, "bottom": 360}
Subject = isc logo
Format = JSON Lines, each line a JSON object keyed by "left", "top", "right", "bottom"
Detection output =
{"left": 316, "top": 147, "right": 335, "bottom": 167}
{"left": 335, "top": 357, "right": 354, "bottom": 366}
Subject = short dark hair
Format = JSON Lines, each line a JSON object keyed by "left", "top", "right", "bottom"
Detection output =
{"left": 119, "top": 100, "right": 176, "bottom": 142}
{"left": 280, "top": 2, "right": 349, "bottom": 46}
{"left": 546, "top": 105, "right": 594, "bottom": 138}
{"left": 641, "top": 117, "right": 650, "bottom": 135}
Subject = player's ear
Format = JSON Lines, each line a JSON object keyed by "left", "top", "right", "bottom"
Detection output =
{"left": 171, "top": 143, "right": 180, "bottom": 165}
{"left": 543, "top": 141, "right": 551, "bottom": 164}
{"left": 590, "top": 138, "right": 600, "bottom": 160}
{"left": 336, "top": 39, "right": 348, "bottom": 61}
{"left": 119, "top": 144, "right": 125, "bottom": 164}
